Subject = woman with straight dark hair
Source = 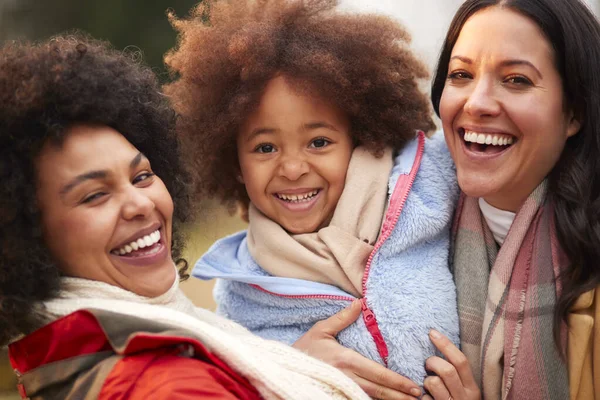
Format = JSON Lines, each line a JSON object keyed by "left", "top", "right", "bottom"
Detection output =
{"left": 426, "top": 0, "right": 600, "bottom": 398}
{"left": 294, "top": 0, "right": 600, "bottom": 399}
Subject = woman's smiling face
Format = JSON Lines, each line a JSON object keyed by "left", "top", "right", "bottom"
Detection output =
{"left": 36, "top": 124, "right": 176, "bottom": 297}
{"left": 440, "top": 6, "right": 580, "bottom": 211}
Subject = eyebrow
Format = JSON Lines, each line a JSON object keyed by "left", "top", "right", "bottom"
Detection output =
{"left": 60, "top": 152, "right": 146, "bottom": 196}
{"left": 304, "top": 122, "right": 339, "bottom": 132}
{"left": 245, "top": 127, "right": 277, "bottom": 143}
{"left": 245, "top": 122, "right": 339, "bottom": 142}
{"left": 450, "top": 55, "right": 543, "bottom": 79}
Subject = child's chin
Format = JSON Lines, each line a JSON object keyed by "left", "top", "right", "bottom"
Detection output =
{"left": 281, "top": 219, "right": 322, "bottom": 235}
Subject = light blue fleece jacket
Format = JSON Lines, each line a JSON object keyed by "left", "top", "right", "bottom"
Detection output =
{"left": 194, "top": 132, "right": 460, "bottom": 386}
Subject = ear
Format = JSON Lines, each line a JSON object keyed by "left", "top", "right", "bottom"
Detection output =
{"left": 236, "top": 173, "right": 245, "bottom": 184}
{"left": 566, "top": 110, "right": 582, "bottom": 138}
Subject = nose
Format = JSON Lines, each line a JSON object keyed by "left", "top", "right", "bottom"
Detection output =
{"left": 121, "top": 186, "right": 155, "bottom": 220}
{"left": 277, "top": 152, "right": 310, "bottom": 181}
{"left": 464, "top": 77, "right": 501, "bottom": 118}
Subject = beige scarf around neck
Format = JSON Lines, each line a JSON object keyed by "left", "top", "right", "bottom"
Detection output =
{"left": 247, "top": 147, "right": 393, "bottom": 297}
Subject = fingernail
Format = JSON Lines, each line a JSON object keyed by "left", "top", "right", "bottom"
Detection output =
{"left": 411, "top": 388, "right": 422, "bottom": 396}
{"left": 429, "top": 329, "right": 442, "bottom": 339}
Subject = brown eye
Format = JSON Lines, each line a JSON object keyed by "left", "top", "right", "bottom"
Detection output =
{"left": 133, "top": 172, "right": 155, "bottom": 185}
{"left": 505, "top": 75, "right": 533, "bottom": 86}
{"left": 447, "top": 71, "right": 472, "bottom": 80}
{"left": 255, "top": 144, "right": 276, "bottom": 153}
{"left": 81, "top": 192, "right": 106, "bottom": 204}
{"left": 310, "top": 138, "right": 331, "bottom": 148}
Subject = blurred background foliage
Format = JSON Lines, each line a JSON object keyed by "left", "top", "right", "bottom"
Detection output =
{"left": 0, "top": 0, "right": 201, "bottom": 81}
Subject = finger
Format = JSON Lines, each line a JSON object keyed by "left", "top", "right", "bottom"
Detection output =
{"left": 429, "top": 330, "right": 477, "bottom": 389}
{"left": 317, "top": 299, "right": 363, "bottom": 336}
{"left": 425, "top": 356, "right": 464, "bottom": 397}
{"left": 423, "top": 375, "right": 451, "bottom": 400}
{"left": 350, "top": 357, "right": 421, "bottom": 397}
{"left": 421, "top": 395, "right": 434, "bottom": 400}
{"left": 352, "top": 375, "right": 418, "bottom": 400}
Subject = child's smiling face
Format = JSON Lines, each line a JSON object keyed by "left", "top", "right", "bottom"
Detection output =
{"left": 237, "top": 76, "right": 353, "bottom": 234}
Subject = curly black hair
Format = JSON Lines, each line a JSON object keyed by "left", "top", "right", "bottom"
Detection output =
{"left": 164, "top": 0, "right": 435, "bottom": 212}
{"left": 0, "top": 34, "right": 192, "bottom": 346}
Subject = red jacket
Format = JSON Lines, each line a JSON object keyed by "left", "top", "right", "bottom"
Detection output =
{"left": 9, "top": 310, "right": 261, "bottom": 399}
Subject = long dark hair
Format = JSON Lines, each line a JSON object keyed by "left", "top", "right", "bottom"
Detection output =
{"left": 432, "top": 0, "right": 600, "bottom": 347}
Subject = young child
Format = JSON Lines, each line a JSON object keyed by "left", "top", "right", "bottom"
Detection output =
{"left": 165, "top": 0, "right": 459, "bottom": 386}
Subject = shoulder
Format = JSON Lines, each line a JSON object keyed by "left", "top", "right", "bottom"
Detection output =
{"left": 421, "top": 130, "right": 456, "bottom": 178}
{"left": 388, "top": 130, "right": 458, "bottom": 206}
{"left": 389, "top": 130, "right": 455, "bottom": 180}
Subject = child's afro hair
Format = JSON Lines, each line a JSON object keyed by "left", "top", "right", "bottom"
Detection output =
{"left": 165, "top": 0, "right": 435, "bottom": 211}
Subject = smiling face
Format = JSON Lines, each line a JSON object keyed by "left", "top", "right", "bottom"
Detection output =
{"left": 439, "top": 6, "right": 580, "bottom": 211}
{"left": 36, "top": 124, "right": 175, "bottom": 297}
{"left": 237, "top": 76, "right": 353, "bottom": 234}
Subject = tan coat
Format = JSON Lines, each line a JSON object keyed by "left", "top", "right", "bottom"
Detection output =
{"left": 569, "top": 288, "right": 600, "bottom": 400}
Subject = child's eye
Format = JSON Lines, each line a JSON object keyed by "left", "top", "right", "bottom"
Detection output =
{"left": 133, "top": 172, "right": 155, "bottom": 185}
{"left": 310, "top": 138, "right": 331, "bottom": 148}
{"left": 255, "top": 144, "right": 276, "bottom": 153}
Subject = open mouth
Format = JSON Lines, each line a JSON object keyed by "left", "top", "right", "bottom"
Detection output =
{"left": 111, "top": 229, "right": 162, "bottom": 257}
{"left": 461, "top": 129, "right": 516, "bottom": 154}
{"left": 274, "top": 189, "right": 320, "bottom": 203}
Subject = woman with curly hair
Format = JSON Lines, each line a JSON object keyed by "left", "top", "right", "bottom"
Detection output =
{"left": 165, "top": 0, "right": 458, "bottom": 397}
{"left": 1, "top": 34, "right": 370, "bottom": 400}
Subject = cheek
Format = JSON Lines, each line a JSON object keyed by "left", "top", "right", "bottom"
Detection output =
{"left": 154, "top": 181, "right": 174, "bottom": 218}
{"left": 323, "top": 156, "right": 351, "bottom": 193}
{"left": 240, "top": 160, "right": 270, "bottom": 194}
{"left": 43, "top": 211, "right": 111, "bottom": 273}
{"left": 439, "top": 89, "right": 459, "bottom": 126}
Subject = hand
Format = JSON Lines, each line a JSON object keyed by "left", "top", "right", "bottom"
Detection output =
{"left": 422, "top": 330, "right": 481, "bottom": 400}
{"left": 293, "top": 300, "right": 422, "bottom": 400}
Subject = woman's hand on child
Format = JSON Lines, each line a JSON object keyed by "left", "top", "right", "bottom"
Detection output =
{"left": 293, "top": 300, "right": 422, "bottom": 400}
{"left": 423, "top": 330, "right": 481, "bottom": 400}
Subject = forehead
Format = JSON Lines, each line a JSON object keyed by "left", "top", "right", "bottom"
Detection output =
{"left": 36, "top": 125, "right": 139, "bottom": 183}
{"left": 253, "top": 76, "right": 342, "bottom": 118}
{"left": 453, "top": 7, "right": 554, "bottom": 64}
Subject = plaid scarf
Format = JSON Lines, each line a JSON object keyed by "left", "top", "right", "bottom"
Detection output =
{"left": 453, "top": 181, "right": 569, "bottom": 400}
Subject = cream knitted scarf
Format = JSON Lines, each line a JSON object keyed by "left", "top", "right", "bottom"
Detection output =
{"left": 43, "top": 271, "right": 369, "bottom": 400}
{"left": 247, "top": 147, "right": 393, "bottom": 297}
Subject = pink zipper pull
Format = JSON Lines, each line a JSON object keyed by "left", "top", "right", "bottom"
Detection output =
{"left": 360, "top": 298, "right": 389, "bottom": 365}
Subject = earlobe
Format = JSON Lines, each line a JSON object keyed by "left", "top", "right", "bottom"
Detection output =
{"left": 567, "top": 113, "right": 582, "bottom": 138}
{"left": 236, "top": 173, "right": 245, "bottom": 184}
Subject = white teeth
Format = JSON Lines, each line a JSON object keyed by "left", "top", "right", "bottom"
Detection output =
{"left": 276, "top": 190, "right": 319, "bottom": 202}
{"left": 113, "top": 229, "right": 161, "bottom": 255}
{"left": 463, "top": 130, "right": 515, "bottom": 147}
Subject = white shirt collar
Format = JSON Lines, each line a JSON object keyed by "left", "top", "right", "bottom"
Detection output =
{"left": 478, "top": 198, "right": 516, "bottom": 245}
